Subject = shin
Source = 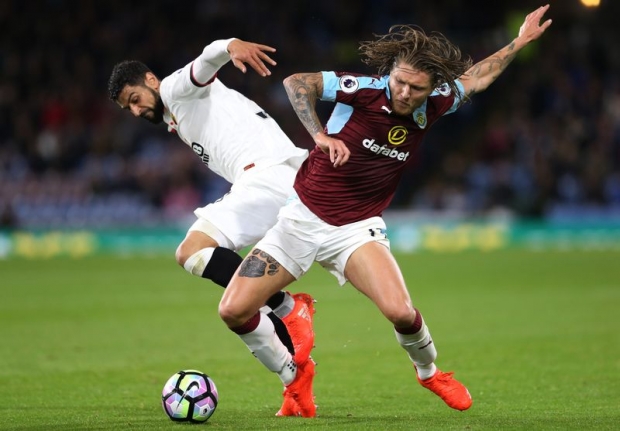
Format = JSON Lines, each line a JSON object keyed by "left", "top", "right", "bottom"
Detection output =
{"left": 229, "top": 312, "right": 296, "bottom": 385}
{"left": 394, "top": 308, "right": 438, "bottom": 379}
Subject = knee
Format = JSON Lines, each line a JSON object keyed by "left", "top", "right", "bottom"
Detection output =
{"left": 218, "top": 297, "right": 246, "bottom": 328}
{"left": 176, "top": 232, "right": 221, "bottom": 270}
{"left": 175, "top": 241, "right": 192, "bottom": 267}
{"left": 384, "top": 305, "right": 416, "bottom": 328}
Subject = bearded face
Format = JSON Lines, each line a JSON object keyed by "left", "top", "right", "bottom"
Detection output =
{"left": 138, "top": 86, "right": 165, "bottom": 124}
{"left": 117, "top": 78, "right": 165, "bottom": 125}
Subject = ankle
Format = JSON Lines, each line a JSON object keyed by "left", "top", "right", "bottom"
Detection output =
{"left": 415, "top": 363, "right": 437, "bottom": 380}
{"left": 278, "top": 357, "right": 297, "bottom": 385}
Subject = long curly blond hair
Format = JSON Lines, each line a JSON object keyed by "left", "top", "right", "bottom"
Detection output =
{"left": 359, "top": 25, "right": 472, "bottom": 99}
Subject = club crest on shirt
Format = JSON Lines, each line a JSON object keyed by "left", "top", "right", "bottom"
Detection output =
{"left": 388, "top": 126, "right": 408, "bottom": 145}
{"left": 339, "top": 75, "right": 359, "bottom": 94}
{"left": 414, "top": 112, "right": 427, "bottom": 128}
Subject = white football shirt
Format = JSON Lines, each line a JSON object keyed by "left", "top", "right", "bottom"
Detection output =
{"left": 159, "top": 39, "right": 307, "bottom": 184}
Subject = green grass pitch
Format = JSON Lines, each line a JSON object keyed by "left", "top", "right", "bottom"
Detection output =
{"left": 1, "top": 250, "right": 619, "bottom": 430}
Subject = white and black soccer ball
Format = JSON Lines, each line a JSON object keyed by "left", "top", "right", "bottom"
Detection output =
{"left": 161, "top": 370, "right": 218, "bottom": 423}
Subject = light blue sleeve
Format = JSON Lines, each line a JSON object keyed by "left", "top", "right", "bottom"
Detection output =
{"left": 321, "top": 72, "right": 387, "bottom": 102}
{"left": 429, "top": 80, "right": 466, "bottom": 115}
{"left": 446, "top": 80, "right": 465, "bottom": 115}
{"left": 321, "top": 71, "right": 339, "bottom": 101}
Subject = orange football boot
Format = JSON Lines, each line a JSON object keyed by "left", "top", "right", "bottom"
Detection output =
{"left": 282, "top": 292, "right": 316, "bottom": 365}
{"left": 275, "top": 392, "right": 300, "bottom": 417}
{"left": 277, "top": 358, "right": 317, "bottom": 418}
{"left": 417, "top": 369, "right": 472, "bottom": 411}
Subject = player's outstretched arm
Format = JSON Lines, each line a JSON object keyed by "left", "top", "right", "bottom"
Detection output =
{"left": 192, "top": 38, "right": 276, "bottom": 86}
{"left": 459, "top": 4, "right": 552, "bottom": 98}
{"left": 283, "top": 72, "right": 350, "bottom": 167}
{"left": 227, "top": 39, "right": 276, "bottom": 77}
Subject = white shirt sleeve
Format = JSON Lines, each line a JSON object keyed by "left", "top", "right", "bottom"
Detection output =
{"left": 191, "top": 38, "right": 237, "bottom": 85}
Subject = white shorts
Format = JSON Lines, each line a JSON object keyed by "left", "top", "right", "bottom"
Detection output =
{"left": 190, "top": 162, "right": 299, "bottom": 251}
{"left": 255, "top": 196, "right": 390, "bottom": 286}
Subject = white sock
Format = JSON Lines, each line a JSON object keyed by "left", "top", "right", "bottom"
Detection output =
{"left": 278, "top": 357, "right": 297, "bottom": 386}
{"left": 271, "top": 292, "right": 295, "bottom": 319}
{"left": 415, "top": 363, "right": 437, "bottom": 381}
{"left": 237, "top": 312, "right": 296, "bottom": 385}
{"left": 394, "top": 324, "right": 438, "bottom": 380}
{"left": 183, "top": 248, "right": 215, "bottom": 276}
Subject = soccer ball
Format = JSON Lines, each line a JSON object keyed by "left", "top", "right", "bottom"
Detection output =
{"left": 161, "top": 370, "right": 218, "bottom": 423}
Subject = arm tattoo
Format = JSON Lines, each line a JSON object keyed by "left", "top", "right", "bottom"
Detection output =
{"left": 466, "top": 41, "right": 517, "bottom": 97}
{"left": 238, "top": 248, "right": 281, "bottom": 278}
{"left": 284, "top": 73, "right": 324, "bottom": 137}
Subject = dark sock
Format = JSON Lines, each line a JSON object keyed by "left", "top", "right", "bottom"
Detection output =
{"left": 230, "top": 312, "right": 261, "bottom": 335}
{"left": 201, "top": 247, "right": 243, "bottom": 288}
{"left": 394, "top": 308, "right": 423, "bottom": 334}
{"left": 265, "top": 291, "right": 285, "bottom": 310}
{"left": 266, "top": 312, "right": 295, "bottom": 356}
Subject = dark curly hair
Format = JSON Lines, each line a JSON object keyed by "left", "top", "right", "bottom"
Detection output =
{"left": 107, "top": 60, "right": 154, "bottom": 102}
{"left": 359, "top": 25, "right": 472, "bottom": 100}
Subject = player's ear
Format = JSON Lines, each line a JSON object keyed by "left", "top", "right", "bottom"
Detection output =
{"left": 144, "top": 72, "right": 159, "bottom": 90}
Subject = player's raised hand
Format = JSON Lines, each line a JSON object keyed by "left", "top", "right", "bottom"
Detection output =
{"left": 518, "top": 4, "right": 552, "bottom": 43}
{"left": 315, "top": 133, "right": 350, "bottom": 168}
{"left": 227, "top": 39, "right": 277, "bottom": 77}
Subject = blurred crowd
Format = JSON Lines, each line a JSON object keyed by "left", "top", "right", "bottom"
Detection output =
{"left": 1, "top": 0, "right": 619, "bottom": 229}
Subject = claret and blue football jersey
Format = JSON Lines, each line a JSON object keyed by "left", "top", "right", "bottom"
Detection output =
{"left": 294, "top": 71, "right": 465, "bottom": 226}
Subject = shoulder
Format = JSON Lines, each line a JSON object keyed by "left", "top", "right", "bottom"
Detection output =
{"left": 160, "top": 68, "right": 183, "bottom": 92}
{"left": 325, "top": 72, "right": 385, "bottom": 90}
{"left": 321, "top": 72, "right": 386, "bottom": 101}
{"left": 426, "top": 80, "right": 465, "bottom": 117}
{"left": 160, "top": 65, "right": 214, "bottom": 101}
{"left": 429, "top": 80, "right": 465, "bottom": 103}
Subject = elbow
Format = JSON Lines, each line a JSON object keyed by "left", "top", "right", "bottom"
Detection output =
{"left": 282, "top": 74, "right": 299, "bottom": 92}
{"left": 283, "top": 74, "right": 305, "bottom": 99}
{"left": 282, "top": 75, "right": 292, "bottom": 90}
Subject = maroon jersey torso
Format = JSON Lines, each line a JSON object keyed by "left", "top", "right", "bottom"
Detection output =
{"left": 294, "top": 71, "right": 461, "bottom": 226}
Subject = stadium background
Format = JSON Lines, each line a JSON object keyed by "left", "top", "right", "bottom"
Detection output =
{"left": 0, "top": 0, "right": 619, "bottom": 255}
{"left": 1, "top": 2, "right": 619, "bottom": 430}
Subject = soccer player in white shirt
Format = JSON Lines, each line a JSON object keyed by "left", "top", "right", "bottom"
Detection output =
{"left": 108, "top": 38, "right": 315, "bottom": 416}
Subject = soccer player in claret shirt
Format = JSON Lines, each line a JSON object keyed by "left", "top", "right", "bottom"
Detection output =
{"left": 218, "top": 5, "right": 552, "bottom": 416}
{"left": 107, "top": 39, "right": 317, "bottom": 416}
